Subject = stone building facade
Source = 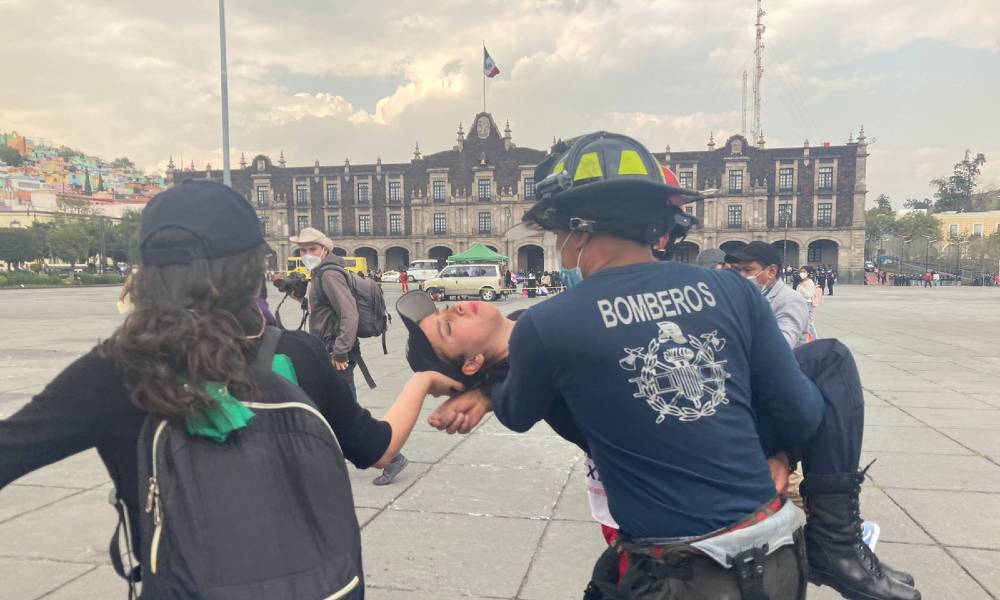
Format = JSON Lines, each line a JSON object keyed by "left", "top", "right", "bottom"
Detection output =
{"left": 169, "top": 113, "right": 867, "bottom": 275}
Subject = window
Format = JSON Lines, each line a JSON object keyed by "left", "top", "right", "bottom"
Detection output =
{"left": 258, "top": 216, "right": 269, "bottom": 236}
{"left": 949, "top": 224, "right": 960, "bottom": 239}
{"left": 679, "top": 171, "right": 694, "bottom": 189}
{"left": 358, "top": 214, "right": 371, "bottom": 234}
{"left": 817, "top": 202, "right": 833, "bottom": 227}
{"left": 255, "top": 186, "right": 269, "bottom": 207}
{"left": 296, "top": 216, "right": 309, "bottom": 233}
{"left": 478, "top": 179, "right": 491, "bottom": 202}
{"left": 295, "top": 184, "right": 309, "bottom": 207}
{"left": 432, "top": 181, "right": 446, "bottom": 203}
{"left": 326, "top": 183, "right": 338, "bottom": 206}
{"left": 257, "top": 160, "right": 265, "bottom": 171}
{"left": 523, "top": 177, "right": 535, "bottom": 199}
{"left": 778, "top": 203, "right": 793, "bottom": 227}
{"left": 478, "top": 211, "right": 492, "bottom": 234}
{"left": 778, "top": 168, "right": 794, "bottom": 192}
{"left": 439, "top": 266, "right": 463, "bottom": 278}
{"left": 388, "top": 181, "right": 401, "bottom": 204}
{"left": 433, "top": 213, "right": 446, "bottom": 234}
{"left": 727, "top": 205, "right": 743, "bottom": 228}
{"left": 326, "top": 215, "right": 340, "bottom": 236}
{"left": 973, "top": 223, "right": 983, "bottom": 237}
{"left": 728, "top": 170, "right": 743, "bottom": 194}
{"left": 818, "top": 167, "right": 833, "bottom": 191}
{"left": 357, "top": 182, "right": 370, "bottom": 205}
{"left": 808, "top": 245, "right": 822, "bottom": 263}
{"left": 390, "top": 213, "right": 402, "bottom": 234}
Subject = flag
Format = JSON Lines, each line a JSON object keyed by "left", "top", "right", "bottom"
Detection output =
{"left": 483, "top": 47, "right": 500, "bottom": 78}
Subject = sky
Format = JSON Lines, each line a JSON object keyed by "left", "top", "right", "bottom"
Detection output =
{"left": 2, "top": 0, "right": 998, "bottom": 207}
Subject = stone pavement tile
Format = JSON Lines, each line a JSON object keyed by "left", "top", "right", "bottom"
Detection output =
{"left": 887, "top": 489, "right": 1000, "bottom": 549}
{"left": 938, "top": 428, "right": 1000, "bottom": 460}
{"left": 13, "top": 449, "right": 110, "bottom": 490}
{"left": 443, "top": 433, "right": 582, "bottom": 470}
{"left": 0, "top": 485, "right": 81, "bottom": 524}
{"left": 874, "top": 391, "right": 995, "bottom": 410}
{"left": 862, "top": 452, "right": 1000, "bottom": 492}
{"left": 394, "top": 464, "right": 569, "bottom": 518}
{"left": 859, "top": 486, "right": 933, "bottom": 545}
{"left": 361, "top": 511, "right": 546, "bottom": 597}
{"left": 863, "top": 405, "right": 925, "bottom": 427}
{"left": 862, "top": 391, "right": 888, "bottom": 406}
{"left": 875, "top": 542, "right": 992, "bottom": 599}
{"left": 861, "top": 425, "right": 973, "bottom": 455}
{"left": 947, "top": 547, "right": 1000, "bottom": 598}
{"left": 942, "top": 379, "right": 1000, "bottom": 395}
{"left": 970, "top": 393, "right": 1000, "bottom": 409}
{"left": 44, "top": 565, "right": 131, "bottom": 600}
{"left": 0, "top": 557, "right": 94, "bottom": 600}
{"left": 862, "top": 377, "right": 939, "bottom": 393}
{"left": 366, "top": 588, "right": 504, "bottom": 600}
{"left": 904, "top": 407, "right": 1000, "bottom": 430}
{"left": 394, "top": 430, "right": 467, "bottom": 464}
{"left": 477, "top": 416, "right": 558, "bottom": 437}
{"left": 355, "top": 507, "right": 380, "bottom": 528}
{"left": 348, "top": 462, "right": 432, "bottom": 509}
{"left": 805, "top": 582, "right": 844, "bottom": 599}
{"left": 0, "top": 489, "right": 116, "bottom": 564}
{"left": 520, "top": 520, "right": 608, "bottom": 600}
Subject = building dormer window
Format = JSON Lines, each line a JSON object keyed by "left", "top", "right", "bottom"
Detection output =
{"left": 818, "top": 166, "right": 834, "bottom": 191}
{"left": 432, "top": 181, "right": 446, "bottom": 203}
{"left": 728, "top": 170, "right": 743, "bottom": 194}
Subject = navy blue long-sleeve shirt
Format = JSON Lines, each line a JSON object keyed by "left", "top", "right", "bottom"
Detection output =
{"left": 492, "top": 261, "right": 823, "bottom": 539}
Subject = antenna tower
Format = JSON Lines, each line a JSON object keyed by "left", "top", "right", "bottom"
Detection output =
{"left": 751, "top": 0, "right": 765, "bottom": 145}
{"left": 741, "top": 70, "right": 748, "bottom": 136}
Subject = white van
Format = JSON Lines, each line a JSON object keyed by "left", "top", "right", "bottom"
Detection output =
{"left": 406, "top": 259, "right": 442, "bottom": 282}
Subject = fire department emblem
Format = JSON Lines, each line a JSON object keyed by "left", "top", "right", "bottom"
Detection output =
{"left": 618, "top": 321, "right": 731, "bottom": 424}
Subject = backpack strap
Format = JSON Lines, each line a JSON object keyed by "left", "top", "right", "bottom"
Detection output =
{"left": 252, "top": 326, "right": 283, "bottom": 371}
{"left": 108, "top": 488, "right": 141, "bottom": 598}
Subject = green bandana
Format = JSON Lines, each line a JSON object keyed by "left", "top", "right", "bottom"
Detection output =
{"left": 183, "top": 355, "right": 299, "bottom": 442}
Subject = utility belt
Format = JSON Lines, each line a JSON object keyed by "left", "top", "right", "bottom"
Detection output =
{"left": 587, "top": 498, "right": 808, "bottom": 600}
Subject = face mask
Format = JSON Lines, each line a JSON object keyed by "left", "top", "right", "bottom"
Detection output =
{"left": 301, "top": 254, "right": 322, "bottom": 270}
{"left": 799, "top": 271, "right": 807, "bottom": 279}
{"left": 131, "top": 268, "right": 138, "bottom": 275}
{"left": 557, "top": 232, "right": 585, "bottom": 289}
{"left": 746, "top": 272, "right": 765, "bottom": 291}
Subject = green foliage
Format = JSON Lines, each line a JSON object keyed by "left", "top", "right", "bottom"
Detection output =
{"left": 895, "top": 212, "right": 942, "bottom": 242}
{"left": 903, "top": 198, "right": 933, "bottom": 210}
{"left": 110, "top": 157, "right": 135, "bottom": 169}
{"left": 932, "top": 150, "right": 987, "bottom": 213}
{"left": 874, "top": 194, "right": 893, "bottom": 213}
{"left": 0, "top": 272, "right": 68, "bottom": 287}
{"left": 47, "top": 222, "right": 92, "bottom": 267}
{"left": 0, "top": 145, "right": 24, "bottom": 167}
{"left": 0, "top": 228, "right": 39, "bottom": 265}
{"left": 78, "top": 273, "right": 126, "bottom": 285}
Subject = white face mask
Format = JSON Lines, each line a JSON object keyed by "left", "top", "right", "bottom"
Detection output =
{"left": 301, "top": 254, "right": 322, "bottom": 270}
{"left": 745, "top": 272, "right": 764, "bottom": 291}
{"left": 799, "top": 271, "right": 808, "bottom": 279}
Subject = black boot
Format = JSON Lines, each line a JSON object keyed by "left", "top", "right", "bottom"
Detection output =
{"left": 801, "top": 471, "right": 921, "bottom": 600}
{"left": 881, "top": 562, "right": 916, "bottom": 587}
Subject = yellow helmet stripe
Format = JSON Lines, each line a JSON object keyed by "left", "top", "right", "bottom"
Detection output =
{"left": 574, "top": 152, "right": 603, "bottom": 181}
{"left": 617, "top": 150, "right": 649, "bottom": 176}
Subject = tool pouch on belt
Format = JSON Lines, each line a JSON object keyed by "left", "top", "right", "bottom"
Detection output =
{"left": 586, "top": 500, "right": 808, "bottom": 600}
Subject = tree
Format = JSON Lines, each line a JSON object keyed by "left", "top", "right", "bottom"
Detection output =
{"left": 895, "top": 212, "right": 942, "bottom": 245}
{"left": 48, "top": 222, "right": 93, "bottom": 268}
{"left": 874, "top": 194, "right": 893, "bottom": 213}
{"left": 0, "top": 145, "right": 24, "bottom": 167}
{"left": 83, "top": 169, "right": 92, "bottom": 195}
{"left": 903, "top": 197, "right": 933, "bottom": 211}
{"left": 865, "top": 204, "right": 896, "bottom": 260}
{"left": 110, "top": 157, "right": 135, "bottom": 170}
{"left": 0, "top": 228, "right": 39, "bottom": 269}
{"left": 932, "top": 150, "right": 987, "bottom": 213}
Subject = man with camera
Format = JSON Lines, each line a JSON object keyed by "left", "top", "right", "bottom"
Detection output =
{"left": 289, "top": 227, "right": 408, "bottom": 486}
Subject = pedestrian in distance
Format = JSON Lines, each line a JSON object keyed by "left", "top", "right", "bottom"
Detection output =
{"left": 400, "top": 268, "right": 409, "bottom": 293}
{"left": 798, "top": 266, "right": 819, "bottom": 341}
{"left": 827, "top": 268, "right": 837, "bottom": 295}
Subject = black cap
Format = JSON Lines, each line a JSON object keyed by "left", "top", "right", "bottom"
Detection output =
{"left": 396, "top": 291, "right": 468, "bottom": 382}
{"left": 725, "top": 241, "right": 783, "bottom": 270}
{"left": 140, "top": 180, "right": 264, "bottom": 266}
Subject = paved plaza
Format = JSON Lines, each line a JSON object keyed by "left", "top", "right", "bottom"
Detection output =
{"left": 1, "top": 283, "right": 999, "bottom": 599}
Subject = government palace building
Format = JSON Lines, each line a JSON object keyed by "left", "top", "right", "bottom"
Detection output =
{"left": 169, "top": 112, "right": 868, "bottom": 277}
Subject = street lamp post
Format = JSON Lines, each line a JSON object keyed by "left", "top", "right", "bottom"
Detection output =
{"left": 218, "top": 0, "right": 232, "bottom": 187}
{"left": 922, "top": 235, "right": 937, "bottom": 275}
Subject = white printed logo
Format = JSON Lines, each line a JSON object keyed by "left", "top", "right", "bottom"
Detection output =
{"left": 618, "top": 321, "right": 731, "bottom": 424}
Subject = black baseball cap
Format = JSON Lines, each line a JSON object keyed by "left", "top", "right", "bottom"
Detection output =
{"left": 725, "top": 241, "right": 783, "bottom": 270}
{"left": 140, "top": 180, "right": 264, "bottom": 266}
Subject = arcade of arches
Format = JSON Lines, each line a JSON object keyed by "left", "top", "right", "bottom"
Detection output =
{"left": 669, "top": 235, "right": 846, "bottom": 269}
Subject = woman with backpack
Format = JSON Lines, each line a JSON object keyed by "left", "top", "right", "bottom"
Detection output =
{"left": 0, "top": 181, "right": 461, "bottom": 599}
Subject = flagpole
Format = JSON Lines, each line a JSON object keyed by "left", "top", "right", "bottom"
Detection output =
{"left": 482, "top": 42, "right": 486, "bottom": 113}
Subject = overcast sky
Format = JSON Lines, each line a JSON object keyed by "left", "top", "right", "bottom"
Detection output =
{"left": 2, "top": 0, "right": 998, "bottom": 206}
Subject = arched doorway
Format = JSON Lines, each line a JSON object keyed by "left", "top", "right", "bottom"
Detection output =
{"left": 385, "top": 246, "right": 410, "bottom": 271}
{"left": 719, "top": 240, "right": 748, "bottom": 256}
{"left": 671, "top": 241, "right": 700, "bottom": 264}
{"left": 771, "top": 240, "right": 801, "bottom": 268}
{"left": 517, "top": 244, "right": 544, "bottom": 273}
{"left": 427, "top": 246, "right": 454, "bottom": 270}
{"left": 264, "top": 244, "right": 278, "bottom": 272}
{"left": 807, "top": 239, "right": 839, "bottom": 267}
{"left": 354, "top": 246, "right": 379, "bottom": 270}
{"left": 332, "top": 246, "right": 348, "bottom": 257}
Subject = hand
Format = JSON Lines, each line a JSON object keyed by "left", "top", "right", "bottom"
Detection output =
{"left": 428, "top": 388, "right": 492, "bottom": 434}
{"left": 419, "top": 371, "right": 466, "bottom": 397}
{"left": 767, "top": 452, "right": 791, "bottom": 496}
{"left": 332, "top": 358, "right": 349, "bottom": 371}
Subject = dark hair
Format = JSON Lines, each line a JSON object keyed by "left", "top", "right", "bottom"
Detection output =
{"left": 100, "top": 228, "right": 266, "bottom": 417}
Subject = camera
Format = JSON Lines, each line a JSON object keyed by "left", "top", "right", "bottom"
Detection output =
{"left": 272, "top": 272, "right": 309, "bottom": 298}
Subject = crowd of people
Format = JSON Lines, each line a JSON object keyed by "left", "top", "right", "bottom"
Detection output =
{"left": 0, "top": 132, "right": 922, "bottom": 600}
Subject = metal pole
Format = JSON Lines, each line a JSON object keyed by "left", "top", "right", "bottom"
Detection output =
{"left": 219, "top": 0, "right": 232, "bottom": 187}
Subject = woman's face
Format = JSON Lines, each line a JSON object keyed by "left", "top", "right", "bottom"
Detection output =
{"left": 418, "top": 301, "right": 506, "bottom": 364}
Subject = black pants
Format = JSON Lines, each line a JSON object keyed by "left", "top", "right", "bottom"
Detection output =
{"left": 793, "top": 339, "right": 864, "bottom": 475}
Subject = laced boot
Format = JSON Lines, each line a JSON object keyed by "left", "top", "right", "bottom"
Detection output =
{"left": 801, "top": 470, "right": 921, "bottom": 600}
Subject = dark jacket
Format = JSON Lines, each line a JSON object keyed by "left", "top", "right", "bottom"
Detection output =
{"left": 306, "top": 254, "right": 359, "bottom": 361}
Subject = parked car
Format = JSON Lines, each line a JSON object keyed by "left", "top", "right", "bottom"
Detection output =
{"left": 406, "top": 259, "right": 440, "bottom": 282}
{"left": 380, "top": 270, "right": 402, "bottom": 283}
{"left": 864, "top": 261, "right": 876, "bottom": 272}
{"left": 421, "top": 263, "right": 505, "bottom": 301}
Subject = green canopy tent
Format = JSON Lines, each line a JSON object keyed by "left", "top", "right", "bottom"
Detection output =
{"left": 446, "top": 242, "right": 509, "bottom": 263}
